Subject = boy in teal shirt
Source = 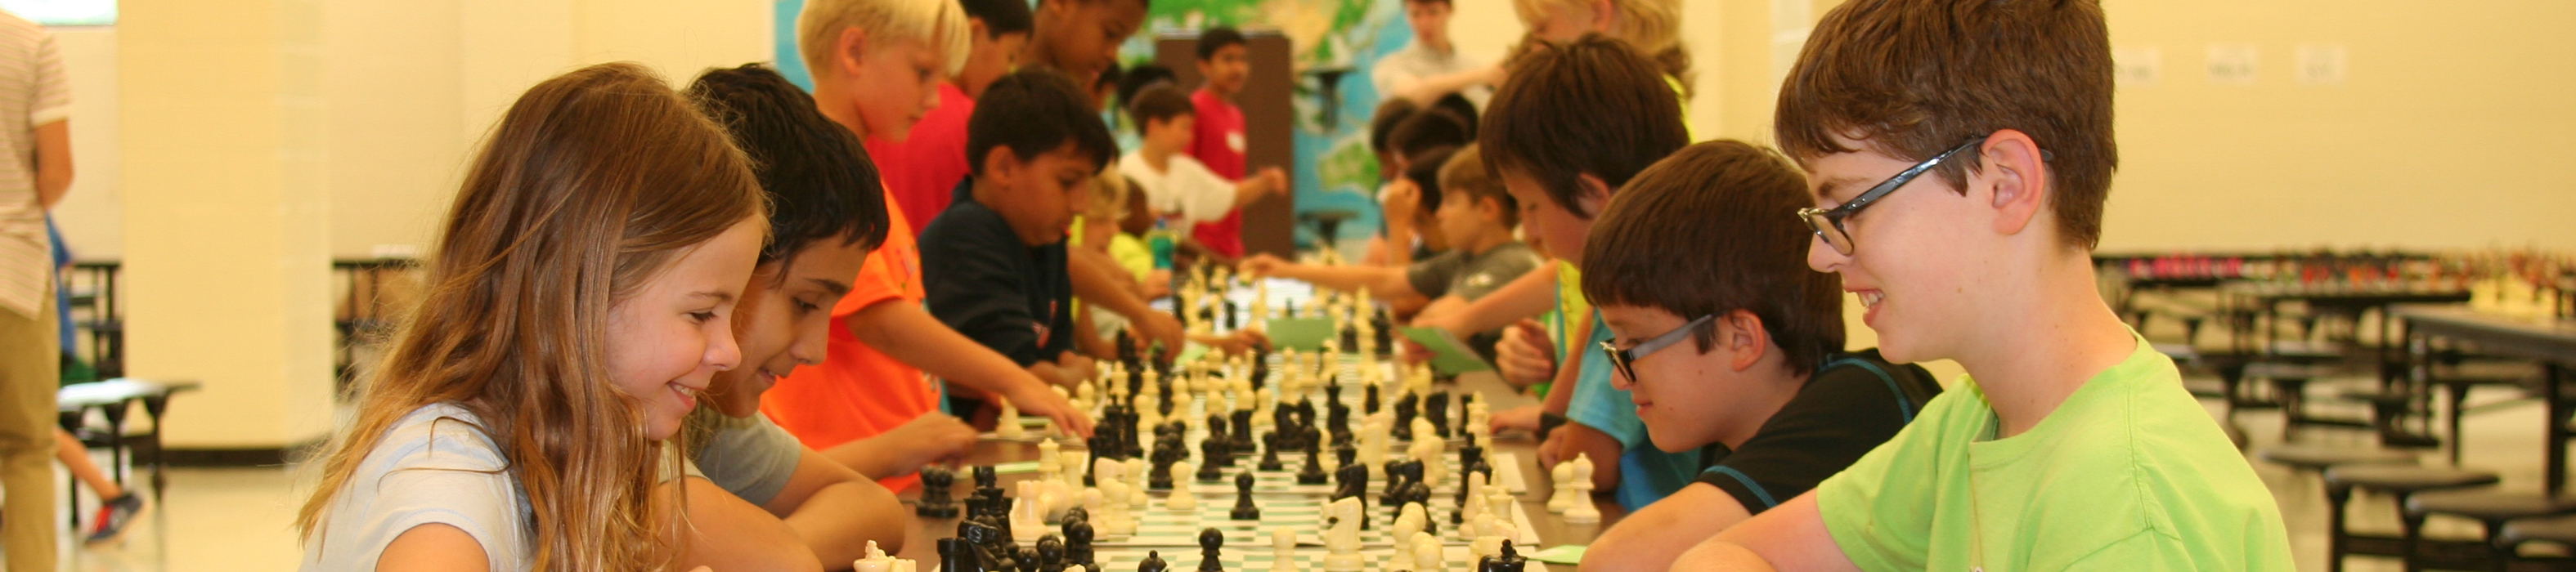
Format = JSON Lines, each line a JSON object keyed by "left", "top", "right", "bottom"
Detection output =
{"left": 1674, "top": 0, "right": 2294, "bottom": 570}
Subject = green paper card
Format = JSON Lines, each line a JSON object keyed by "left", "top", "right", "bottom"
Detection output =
{"left": 1265, "top": 318, "right": 1336, "bottom": 351}
{"left": 1400, "top": 326, "right": 1492, "bottom": 375}
{"left": 1530, "top": 545, "right": 1586, "bottom": 565}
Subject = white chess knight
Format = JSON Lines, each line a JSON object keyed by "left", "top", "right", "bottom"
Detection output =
{"left": 1011, "top": 481, "right": 1049, "bottom": 541}
{"left": 1358, "top": 413, "right": 1390, "bottom": 480}
{"left": 1564, "top": 453, "right": 1602, "bottom": 524}
{"left": 1166, "top": 461, "right": 1199, "bottom": 511}
{"left": 1321, "top": 497, "right": 1365, "bottom": 572}
{"left": 1546, "top": 461, "right": 1575, "bottom": 514}
{"left": 1269, "top": 528, "right": 1301, "bottom": 572}
{"left": 996, "top": 400, "right": 1025, "bottom": 438}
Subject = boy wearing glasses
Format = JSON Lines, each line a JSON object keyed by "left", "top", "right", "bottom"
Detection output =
{"left": 1574, "top": 141, "right": 1939, "bottom": 572}
{"left": 1675, "top": 0, "right": 2294, "bottom": 570}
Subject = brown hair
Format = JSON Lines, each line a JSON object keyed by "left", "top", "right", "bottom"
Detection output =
{"left": 1437, "top": 145, "right": 1516, "bottom": 228}
{"left": 296, "top": 62, "right": 766, "bottom": 570}
{"left": 1480, "top": 34, "right": 1687, "bottom": 219}
{"left": 1775, "top": 0, "right": 2116, "bottom": 249}
{"left": 1582, "top": 141, "right": 1842, "bottom": 375}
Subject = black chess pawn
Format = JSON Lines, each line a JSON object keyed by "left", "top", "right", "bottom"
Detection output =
{"left": 1036, "top": 535, "right": 1067, "bottom": 572}
{"left": 1150, "top": 448, "right": 1179, "bottom": 490}
{"left": 1197, "top": 527, "right": 1227, "bottom": 571}
{"left": 1064, "top": 518, "right": 1097, "bottom": 570}
{"left": 1196, "top": 449, "right": 1226, "bottom": 482}
{"left": 1362, "top": 384, "right": 1380, "bottom": 414}
{"left": 1223, "top": 300, "right": 1240, "bottom": 330}
{"left": 1016, "top": 546, "right": 1042, "bottom": 572}
{"left": 1297, "top": 439, "right": 1329, "bottom": 485}
{"left": 917, "top": 467, "right": 959, "bottom": 517}
{"left": 1138, "top": 550, "right": 1169, "bottom": 572}
{"left": 1257, "top": 432, "right": 1286, "bottom": 471}
{"left": 936, "top": 538, "right": 977, "bottom": 572}
{"left": 1229, "top": 471, "right": 1262, "bottom": 520}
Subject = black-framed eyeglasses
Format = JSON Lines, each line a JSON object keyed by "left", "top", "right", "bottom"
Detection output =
{"left": 1598, "top": 314, "right": 1715, "bottom": 383}
{"left": 1797, "top": 137, "right": 1991, "bottom": 256}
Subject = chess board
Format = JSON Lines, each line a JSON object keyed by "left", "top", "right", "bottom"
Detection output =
{"left": 1088, "top": 544, "right": 1555, "bottom": 572}
{"left": 1093, "top": 481, "right": 1541, "bottom": 549}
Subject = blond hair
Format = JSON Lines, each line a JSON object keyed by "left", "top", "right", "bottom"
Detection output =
{"left": 1511, "top": 0, "right": 1691, "bottom": 97}
{"left": 296, "top": 62, "right": 765, "bottom": 571}
{"left": 1088, "top": 170, "right": 1133, "bottom": 222}
{"left": 798, "top": 0, "right": 973, "bottom": 80}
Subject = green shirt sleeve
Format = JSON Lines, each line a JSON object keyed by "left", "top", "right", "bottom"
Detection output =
{"left": 1817, "top": 386, "right": 1976, "bottom": 572}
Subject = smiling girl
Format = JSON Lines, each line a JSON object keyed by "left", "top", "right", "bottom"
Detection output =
{"left": 294, "top": 62, "right": 767, "bottom": 571}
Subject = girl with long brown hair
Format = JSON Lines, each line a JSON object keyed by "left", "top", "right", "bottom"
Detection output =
{"left": 295, "top": 61, "right": 768, "bottom": 571}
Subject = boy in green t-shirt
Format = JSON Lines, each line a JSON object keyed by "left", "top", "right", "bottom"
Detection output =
{"left": 1674, "top": 1, "right": 2295, "bottom": 570}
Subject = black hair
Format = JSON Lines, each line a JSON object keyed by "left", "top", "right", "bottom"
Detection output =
{"left": 1368, "top": 98, "right": 1421, "bottom": 156}
{"left": 960, "top": 0, "right": 1032, "bottom": 37}
{"left": 1115, "top": 64, "right": 1179, "bottom": 110}
{"left": 1196, "top": 26, "right": 1247, "bottom": 60}
{"left": 684, "top": 63, "right": 890, "bottom": 271}
{"left": 1481, "top": 34, "right": 1687, "bottom": 219}
{"left": 1430, "top": 92, "right": 1478, "bottom": 137}
{"left": 1404, "top": 145, "right": 1459, "bottom": 217}
{"left": 1389, "top": 106, "right": 1472, "bottom": 164}
{"left": 1126, "top": 83, "right": 1196, "bottom": 126}
{"left": 969, "top": 69, "right": 1120, "bottom": 176}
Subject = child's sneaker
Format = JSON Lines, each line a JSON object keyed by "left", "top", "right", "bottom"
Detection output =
{"left": 85, "top": 494, "right": 144, "bottom": 544}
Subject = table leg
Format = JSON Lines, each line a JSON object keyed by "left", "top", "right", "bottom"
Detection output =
{"left": 143, "top": 395, "right": 169, "bottom": 502}
{"left": 104, "top": 400, "right": 128, "bottom": 487}
{"left": 2549, "top": 364, "right": 2566, "bottom": 496}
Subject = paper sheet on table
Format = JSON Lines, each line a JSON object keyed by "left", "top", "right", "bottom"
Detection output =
{"left": 1530, "top": 545, "right": 1586, "bottom": 565}
{"left": 1400, "top": 326, "right": 1493, "bottom": 374}
{"left": 1265, "top": 317, "right": 1335, "bottom": 351}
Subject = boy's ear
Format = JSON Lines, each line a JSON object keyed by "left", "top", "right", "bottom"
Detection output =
{"left": 1718, "top": 310, "right": 1770, "bottom": 373}
{"left": 981, "top": 145, "right": 1025, "bottom": 184}
{"left": 834, "top": 26, "right": 872, "bottom": 78}
{"left": 969, "top": 18, "right": 992, "bottom": 42}
{"left": 1977, "top": 129, "right": 2050, "bottom": 239}
{"left": 1573, "top": 173, "right": 1612, "bottom": 219}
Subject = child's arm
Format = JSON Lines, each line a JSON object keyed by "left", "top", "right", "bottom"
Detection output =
{"left": 1580, "top": 484, "right": 1755, "bottom": 572}
{"left": 671, "top": 478, "right": 827, "bottom": 572}
{"left": 1411, "top": 267, "right": 1557, "bottom": 338}
{"left": 1070, "top": 248, "right": 1186, "bottom": 359}
{"left": 1230, "top": 167, "right": 1289, "bottom": 208}
{"left": 846, "top": 301, "right": 1093, "bottom": 436}
{"left": 1382, "top": 64, "right": 1504, "bottom": 107}
{"left": 377, "top": 524, "right": 492, "bottom": 572}
{"left": 1238, "top": 253, "right": 1420, "bottom": 299}
{"left": 1411, "top": 295, "right": 1470, "bottom": 324}
{"left": 766, "top": 448, "right": 908, "bottom": 566}
{"left": 1378, "top": 181, "right": 1422, "bottom": 267}
{"left": 1672, "top": 493, "right": 1861, "bottom": 572}
{"left": 820, "top": 412, "right": 980, "bottom": 480}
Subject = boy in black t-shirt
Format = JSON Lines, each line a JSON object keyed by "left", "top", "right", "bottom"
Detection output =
{"left": 922, "top": 69, "right": 1120, "bottom": 418}
{"left": 1573, "top": 141, "right": 1942, "bottom": 572}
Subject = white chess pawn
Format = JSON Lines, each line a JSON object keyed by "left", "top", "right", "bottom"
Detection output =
{"left": 1546, "top": 461, "right": 1576, "bottom": 513}
{"left": 894, "top": 560, "right": 917, "bottom": 572}
{"left": 1060, "top": 450, "right": 1088, "bottom": 489}
{"left": 1075, "top": 381, "right": 1097, "bottom": 413}
{"left": 1269, "top": 528, "right": 1301, "bottom": 572}
{"left": 1124, "top": 458, "right": 1151, "bottom": 510}
{"left": 1564, "top": 454, "right": 1602, "bottom": 524}
{"left": 1409, "top": 532, "right": 1443, "bottom": 571}
{"left": 1038, "top": 439, "right": 1062, "bottom": 476}
{"left": 1011, "top": 481, "right": 1048, "bottom": 541}
{"left": 996, "top": 400, "right": 1025, "bottom": 438}
{"left": 1393, "top": 502, "right": 1426, "bottom": 546}
{"left": 1167, "top": 461, "right": 1199, "bottom": 511}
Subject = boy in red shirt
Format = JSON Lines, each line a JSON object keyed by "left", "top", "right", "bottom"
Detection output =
{"left": 870, "top": 0, "right": 1033, "bottom": 235}
{"left": 1186, "top": 26, "right": 1254, "bottom": 259}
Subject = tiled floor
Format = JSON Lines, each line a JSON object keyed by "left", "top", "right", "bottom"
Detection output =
{"left": 32, "top": 377, "right": 2574, "bottom": 571}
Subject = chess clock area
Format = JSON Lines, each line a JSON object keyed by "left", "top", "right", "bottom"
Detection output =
{"left": 874, "top": 269, "right": 1624, "bottom": 571}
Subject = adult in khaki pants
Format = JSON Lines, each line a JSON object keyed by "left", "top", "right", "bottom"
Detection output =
{"left": 0, "top": 6, "right": 71, "bottom": 570}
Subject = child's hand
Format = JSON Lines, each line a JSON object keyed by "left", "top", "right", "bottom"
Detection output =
{"left": 1130, "top": 311, "right": 1186, "bottom": 365}
{"left": 1254, "top": 168, "right": 1290, "bottom": 196}
{"left": 1495, "top": 319, "right": 1558, "bottom": 390}
{"left": 1142, "top": 269, "right": 1174, "bottom": 299}
{"left": 1490, "top": 404, "right": 1542, "bottom": 435}
{"left": 1006, "top": 379, "right": 1095, "bottom": 438}
{"left": 1237, "top": 253, "right": 1287, "bottom": 279}
{"left": 1193, "top": 329, "right": 1272, "bottom": 357}
{"left": 886, "top": 413, "right": 979, "bottom": 472}
{"left": 1380, "top": 180, "right": 1420, "bottom": 228}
